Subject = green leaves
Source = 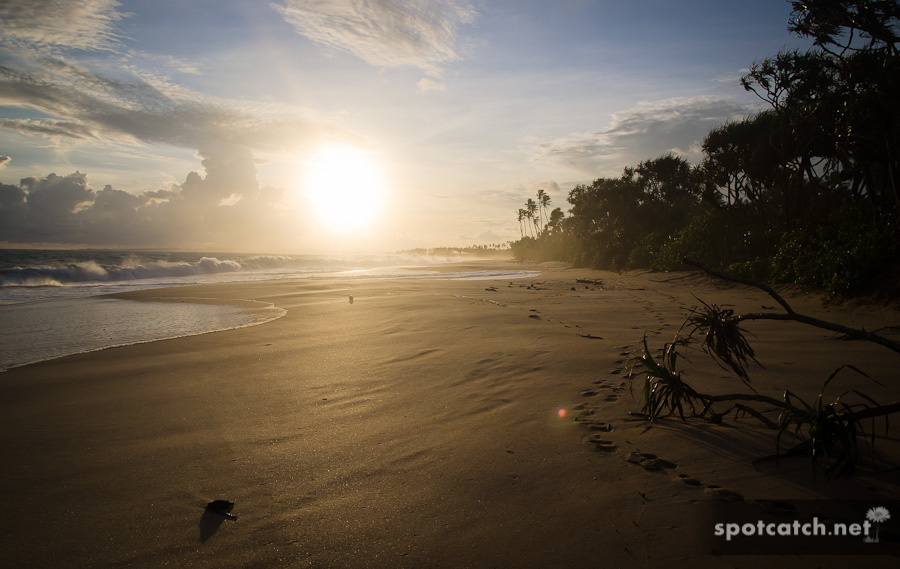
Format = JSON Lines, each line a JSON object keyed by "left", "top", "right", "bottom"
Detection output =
{"left": 631, "top": 335, "right": 700, "bottom": 424}
{"left": 686, "top": 298, "right": 760, "bottom": 387}
{"left": 776, "top": 365, "right": 882, "bottom": 478}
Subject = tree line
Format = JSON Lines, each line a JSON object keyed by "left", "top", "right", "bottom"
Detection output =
{"left": 513, "top": 0, "right": 900, "bottom": 299}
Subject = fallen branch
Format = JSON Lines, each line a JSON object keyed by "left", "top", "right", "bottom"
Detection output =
{"left": 682, "top": 258, "right": 795, "bottom": 313}
{"left": 699, "top": 392, "right": 785, "bottom": 409}
{"left": 848, "top": 401, "right": 900, "bottom": 421}
{"left": 683, "top": 258, "right": 900, "bottom": 355}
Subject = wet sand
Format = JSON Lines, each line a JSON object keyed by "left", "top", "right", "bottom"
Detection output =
{"left": 2, "top": 261, "right": 899, "bottom": 567}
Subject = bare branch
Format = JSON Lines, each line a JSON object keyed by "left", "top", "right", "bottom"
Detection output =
{"left": 683, "top": 258, "right": 900, "bottom": 356}
{"left": 683, "top": 258, "right": 794, "bottom": 313}
{"left": 848, "top": 401, "right": 900, "bottom": 421}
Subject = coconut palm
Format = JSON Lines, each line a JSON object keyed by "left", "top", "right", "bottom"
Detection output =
{"left": 538, "top": 189, "right": 551, "bottom": 234}
{"left": 525, "top": 198, "right": 538, "bottom": 237}
{"left": 536, "top": 189, "right": 547, "bottom": 229}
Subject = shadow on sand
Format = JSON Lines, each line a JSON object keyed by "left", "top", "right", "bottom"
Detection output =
{"left": 199, "top": 509, "right": 236, "bottom": 542}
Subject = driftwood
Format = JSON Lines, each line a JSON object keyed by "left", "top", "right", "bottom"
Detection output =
{"left": 667, "top": 258, "right": 900, "bottom": 427}
{"left": 683, "top": 258, "right": 900, "bottom": 355}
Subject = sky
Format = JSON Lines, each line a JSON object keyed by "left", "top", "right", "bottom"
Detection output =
{"left": 0, "top": 0, "right": 813, "bottom": 253}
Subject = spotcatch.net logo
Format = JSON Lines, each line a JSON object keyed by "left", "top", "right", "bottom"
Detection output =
{"left": 709, "top": 501, "right": 899, "bottom": 555}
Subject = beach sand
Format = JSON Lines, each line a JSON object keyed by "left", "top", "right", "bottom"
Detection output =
{"left": 2, "top": 261, "right": 899, "bottom": 568}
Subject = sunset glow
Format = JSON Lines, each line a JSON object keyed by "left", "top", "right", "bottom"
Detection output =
{"left": 0, "top": 0, "right": 814, "bottom": 252}
{"left": 303, "top": 145, "right": 388, "bottom": 234}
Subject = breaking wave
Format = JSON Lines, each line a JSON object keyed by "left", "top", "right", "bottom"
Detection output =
{"left": 0, "top": 256, "right": 247, "bottom": 287}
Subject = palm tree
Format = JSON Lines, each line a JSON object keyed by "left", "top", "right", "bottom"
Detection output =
{"left": 525, "top": 198, "right": 538, "bottom": 237}
{"left": 517, "top": 209, "right": 526, "bottom": 238}
{"left": 536, "top": 189, "right": 547, "bottom": 229}
{"left": 538, "top": 189, "right": 551, "bottom": 235}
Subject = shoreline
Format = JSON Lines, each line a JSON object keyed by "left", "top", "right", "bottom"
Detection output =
{"left": 0, "top": 295, "right": 286, "bottom": 372}
{"left": 0, "top": 259, "right": 531, "bottom": 372}
{"left": 2, "top": 260, "right": 898, "bottom": 567}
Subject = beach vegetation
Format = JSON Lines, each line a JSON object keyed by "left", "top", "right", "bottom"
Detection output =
{"left": 629, "top": 261, "right": 900, "bottom": 477}
{"left": 511, "top": 0, "right": 900, "bottom": 299}
{"left": 631, "top": 335, "right": 702, "bottom": 424}
{"left": 398, "top": 243, "right": 512, "bottom": 257}
{"left": 776, "top": 365, "right": 883, "bottom": 478}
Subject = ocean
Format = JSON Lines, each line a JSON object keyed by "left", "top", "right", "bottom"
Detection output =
{"left": 0, "top": 249, "right": 537, "bottom": 371}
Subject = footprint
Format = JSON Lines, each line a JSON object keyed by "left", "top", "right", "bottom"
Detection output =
{"left": 705, "top": 487, "right": 745, "bottom": 502}
{"left": 604, "top": 394, "right": 618, "bottom": 402}
{"left": 587, "top": 435, "right": 617, "bottom": 452}
{"left": 581, "top": 390, "right": 598, "bottom": 397}
{"left": 588, "top": 422, "right": 613, "bottom": 432}
{"left": 609, "top": 369, "right": 622, "bottom": 375}
{"left": 625, "top": 452, "right": 657, "bottom": 464}
{"left": 642, "top": 458, "right": 677, "bottom": 471}
{"left": 677, "top": 474, "right": 703, "bottom": 487}
{"left": 618, "top": 351, "right": 631, "bottom": 357}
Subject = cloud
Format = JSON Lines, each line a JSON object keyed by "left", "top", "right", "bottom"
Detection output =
{"left": 0, "top": 0, "right": 126, "bottom": 51}
{"left": 417, "top": 77, "right": 447, "bottom": 93}
{"left": 531, "top": 96, "right": 755, "bottom": 176}
{"left": 529, "top": 180, "right": 561, "bottom": 195}
{"left": 0, "top": 1, "right": 371, "bottom": 250}
{"left": 0, "top": 56, "right": 349, "bottom": 152}
{"left": 0, "top": 0, "right": 362, "bottom": 157}
{"left": 0, "top": 118, "right": 101, "bottom": 140}
{"left": 0, "top": 160, "right": 300, "bottom": 250}
{"left": 275, "top": 0, "right": 476, "bottom": 76}
{"left": 0, "top": 155, "right": 10, "bottom": 169}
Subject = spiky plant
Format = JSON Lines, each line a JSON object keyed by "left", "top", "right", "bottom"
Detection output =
{"left": 686, "top": 298, "right": 760, "bottom": 388}
{"left": 631, "top": 335, "right": 701, "bottom": 423}
{"left": 776, "top": 365, "right": 882, "bottom": 478}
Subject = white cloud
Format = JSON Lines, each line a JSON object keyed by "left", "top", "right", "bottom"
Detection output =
{"left": 0, "top": 0, "right": 126, "bottom": 51}
{"left": 274, "top": 0, "right": 476, "bottom": 76}
{"left": 0, "top": 53, "right": 360, "bottom": 156}
{"left": 0, "top": 2, "right": 367, "bottom": 250}
{"left": 531, "top": 96, "right": 755, "bottom": 176}
{"left": 0, "top": 155, "right": 10, "bottom": 169}
{"left": 0, "top": 158, "right": 301, "bottom": 250}
{"left": 529, "top": 180, "right": 561, "bottom": 195}
{"left": 416, "top": 77, "right": 447, "bottom": 93}
{"left": 0, "top": 118, "right": 103, "bottom": 140}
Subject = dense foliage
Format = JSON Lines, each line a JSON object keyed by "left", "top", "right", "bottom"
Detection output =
{"left": 512, "top": 0, "right": 900, "bottom": 298}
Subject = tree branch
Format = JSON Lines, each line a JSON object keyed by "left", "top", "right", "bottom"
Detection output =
{"left": 683, "top": 258, "right": 900, "bottom": 355}
{"left": 683, "top": 258, "right": 795, "bottom": 313}
{"left": 847, "top": 401, "right": 900, "bottom": 421}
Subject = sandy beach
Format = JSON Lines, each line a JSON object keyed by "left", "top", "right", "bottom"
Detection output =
{"left": 2, "top": 260, "right": 899, "bottom": 568}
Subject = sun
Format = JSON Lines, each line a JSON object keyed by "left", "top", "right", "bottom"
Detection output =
{"left": 302, "top": 144, "right": 387, "bottom": 234}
